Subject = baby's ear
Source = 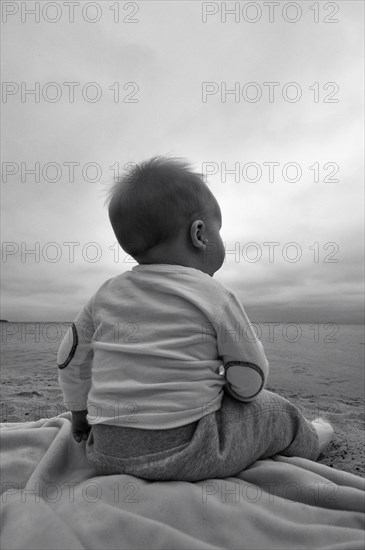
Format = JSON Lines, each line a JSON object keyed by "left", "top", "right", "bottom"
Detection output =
{"left": 190, "top": 220, "right": 206, "bottom": 249}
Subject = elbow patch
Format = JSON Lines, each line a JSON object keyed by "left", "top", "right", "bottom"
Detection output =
{"left": 225, "top": 361, "right": 265, "bottom": 398}
{"left": 58, "top": 323, "right": 78, "bottom": 369}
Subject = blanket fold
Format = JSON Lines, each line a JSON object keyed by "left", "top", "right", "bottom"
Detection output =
{"left": 1, "top": 413, "right": 364, "bottom": 550}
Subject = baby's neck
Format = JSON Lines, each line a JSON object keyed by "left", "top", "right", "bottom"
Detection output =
{"left": 137, "top": 244, "right": 211, "bottom": 276}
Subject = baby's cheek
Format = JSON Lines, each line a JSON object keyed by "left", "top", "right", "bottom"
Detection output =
{"left": 218, "top": 240, "right": 225, "bottom": 265}
{"left": 221, "top": 242, "right": 226, "bottom": 261}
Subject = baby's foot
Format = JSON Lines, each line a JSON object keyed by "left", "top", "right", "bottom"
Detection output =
{"left": 311, "top": 418, "right": 334, "bottom": 453}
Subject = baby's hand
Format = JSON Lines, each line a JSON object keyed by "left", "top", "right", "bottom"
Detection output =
{"left": 71, "top": 410, "right": 90, "bottom": 443}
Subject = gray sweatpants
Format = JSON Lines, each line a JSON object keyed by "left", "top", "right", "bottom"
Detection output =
{"left": 85, "top": 390, "right": 320, "bottom": 482}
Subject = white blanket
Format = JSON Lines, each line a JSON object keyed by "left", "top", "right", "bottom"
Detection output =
{"left": 1, "top": 413, "right": 364, "bottom": 549}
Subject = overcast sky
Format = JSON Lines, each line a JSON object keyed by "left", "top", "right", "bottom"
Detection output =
{"left": 1, "top": 0, "right": 364, "bottom": 323}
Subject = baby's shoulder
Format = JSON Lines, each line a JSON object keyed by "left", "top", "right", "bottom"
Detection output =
{"left": 189, "top": 271, "right": 234, "bottom": 305}
{"left": 93, "top": 272, "right": 130, "bottom": 296}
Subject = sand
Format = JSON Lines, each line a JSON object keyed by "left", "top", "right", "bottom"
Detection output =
{"left": 1, "top": 371, "right": 363, "bottom": 477}
{"left": 266, "top": 387, "right": 364, "bottom": 477}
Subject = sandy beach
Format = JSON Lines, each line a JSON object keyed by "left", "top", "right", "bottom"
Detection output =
{"left": 1, "top": 322, "right": 364, "bottom": 477}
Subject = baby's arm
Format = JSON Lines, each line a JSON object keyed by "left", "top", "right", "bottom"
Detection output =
{"left": 57, "top": 300, "right": 94, "bottom": 442}
{"left": 217, "top": 292, "right": 269, "bottom": 402}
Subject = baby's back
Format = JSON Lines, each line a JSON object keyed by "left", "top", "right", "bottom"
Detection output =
{"left": 87, "top": 264, "right": 228, "bottom": 428}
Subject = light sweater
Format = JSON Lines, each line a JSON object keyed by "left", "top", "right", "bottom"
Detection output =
{"left": 57, "top": 264, "right": 269, "bottom": 429}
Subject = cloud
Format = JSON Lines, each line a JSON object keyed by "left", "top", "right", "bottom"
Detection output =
{"left": 1, "top": 1, "right": 363, "bottom": 323}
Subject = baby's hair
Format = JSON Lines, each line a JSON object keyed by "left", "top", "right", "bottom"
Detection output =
{"left": 106, "top": 156, "right": 217, "bottom": 259}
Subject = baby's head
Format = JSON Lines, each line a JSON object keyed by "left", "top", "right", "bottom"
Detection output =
{"left": 107, "top": 156, "right": 225, "bottom": 276}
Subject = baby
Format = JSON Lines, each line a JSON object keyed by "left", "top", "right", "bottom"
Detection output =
{"left": 57, "top": 156, "right": 333, "bottom": 481}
